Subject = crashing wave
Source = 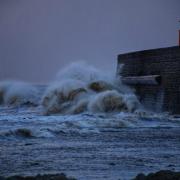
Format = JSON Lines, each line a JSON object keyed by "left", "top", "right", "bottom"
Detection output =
{"left": 88, "top": 90, "right": 127, "bottom": 113}
{"left": 0, "top": 62, "right": 142, "bottom": 114}
{"left": 0, "top": 81, "right": 39, "bottom": 106}
{"left": 88, "top": 90, "right": 140, "bottom": 113}
{"left": 41, "top": 62, "right": 141, "bottom": 115}
{"left": 0, "top": 81, "right": 13, "bottom": 104}
{"left": 56, "top": 62, "right": 108, "bottom": 83}
{"left": 41, "top": 79, "right": 87, "bottom": 115}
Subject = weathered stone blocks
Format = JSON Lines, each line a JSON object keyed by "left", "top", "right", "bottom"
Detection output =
{"left": 118, "top": 46, "right": 180, "bottom": 114}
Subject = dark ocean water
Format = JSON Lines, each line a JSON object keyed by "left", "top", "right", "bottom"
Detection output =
{"left": 0, "top": 106, "right": 180, "bottom": 180}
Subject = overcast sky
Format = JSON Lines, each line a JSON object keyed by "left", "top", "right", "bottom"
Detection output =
{"left": 0, "top": 0, "right": 180, "bottom": 83}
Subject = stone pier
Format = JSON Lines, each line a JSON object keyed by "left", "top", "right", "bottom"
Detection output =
{"left": 117, "top": 46, "right": 180, "bottom": 114}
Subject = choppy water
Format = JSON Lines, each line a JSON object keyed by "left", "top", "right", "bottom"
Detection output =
{"left": 0, "top": 63, "right": 180, "bottom": 179}
{"left": 0, "top": 106, "right": 180, "bottom": 180}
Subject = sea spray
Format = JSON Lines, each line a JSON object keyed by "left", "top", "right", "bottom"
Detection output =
{"left": 56, "top": 62, "right": 109, "bottom": 83}
{"left": 123, "top": 94, "right": 141, "bottom": 112}
{"left": 0, "top": 63, "right": 141, "bottom": 114}
{"left": 41, "top": 79, "right": 87, "bottom": 115}
{"left": 0, "top": 81, "right": 39, "bottom": 106}
{"left": 0, "top": 81, "right": 13, "bottom": 104}
{"left": 41, "top": 62, "right": 141, "bottom": 115}
{"left": 88, "top": 90, "right": 127, "bottom": 113}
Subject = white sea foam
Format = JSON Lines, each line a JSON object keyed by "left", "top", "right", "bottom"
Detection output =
{"left": 0, "top": 62, "right": 142, "bottom": 115}
{"left": 0, "top": 63, "right": 180, "bottom": 139}
{"left": 88, "top": 90, "right": 126, "bottom": 113}
{"left": 0, "top": 81, "right": 14, "bottom": 104}
{"left": 41, "top": 79, "right": 88, "bottom": 115}
{"left": 41, "top": 62, "right": 141, "bottom": 115}
{"left": 56, "top": 62, "right": 110, "bottom": 83}
{"left": 0, "top": 81, "right": 39, "bottom": 106}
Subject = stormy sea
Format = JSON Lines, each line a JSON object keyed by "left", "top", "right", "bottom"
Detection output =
{"left": 0, "top": 63, "right": 180, "bottom": 180}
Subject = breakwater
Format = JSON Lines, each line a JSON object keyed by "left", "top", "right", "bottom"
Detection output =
{"left": 117, "top": 46, "right": 180, "bottom": 114}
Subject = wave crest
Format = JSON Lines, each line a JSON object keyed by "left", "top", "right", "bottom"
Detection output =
{"left": 0, "top": 81, "right": 39, "bottom": 106}
{"left": 41, "top": 62, "right": 141, "bottom": 115}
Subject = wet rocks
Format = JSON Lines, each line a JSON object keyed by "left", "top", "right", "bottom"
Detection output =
{"left": 14, "top": 128, "right": 33, "bottom": 138}
{"left": 133, "top": 170, "right": 180, "bottom": 180}
{"left": 88, "top": 80, "right": 113, "bottom": 92}
{"left": 3, "top": 128, "right": 33, "bottom": 138}
{"left": 0, "top": 91, "right": 4, "bottom": 104}
{"left": 0, "top": 173, "right": 76, "bottom": 180}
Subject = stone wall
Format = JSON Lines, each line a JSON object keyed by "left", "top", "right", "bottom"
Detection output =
{"left": 117, "top": 46, "right": 180, "bottom": 114}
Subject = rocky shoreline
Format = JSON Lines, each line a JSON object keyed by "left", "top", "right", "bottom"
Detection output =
{"left": 133, "top": 170, "right": 180, "bottom": 180}
{"left": 1, "top": 170, "right": 180, "bottom": 180}
{"left": 0, "top": 173, "right": 76, "bottom": 180}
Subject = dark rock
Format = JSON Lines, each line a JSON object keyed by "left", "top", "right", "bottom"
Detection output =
{"left": 109, "top": 162, "right": 116, "bottom": 166}
{"left": 173, "top": 115, "right": 180, "bottom": 118}
{"left": 133, "top": 170, "right": 180, "bottom": 180}
{"left": 4, "top": 128, "right": 33, "bottom": 138}
{"left": 15, "top": 128, "right": 33, "bottom": 138}
{"left": 24, "top": 143, "right": 33, "bottom": 146}
{"left": 1, "top": 173, "right": 76, "bottom": 180}
{"left": 88, "top": 81, "right": 113, "bottom": 92}
{"left": 134, "top": 173, "right": 146, "bottom": 180}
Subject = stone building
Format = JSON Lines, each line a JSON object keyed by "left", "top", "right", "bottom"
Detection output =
{"left": 117, "top": 46, "right": 180, "bottom": 114}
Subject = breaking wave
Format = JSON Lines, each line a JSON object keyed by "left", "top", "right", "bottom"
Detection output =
{"left": 0, "top": 62, "right": 142, "bottom": 115}
{"left": 0, "top": 81, "right": 39, "bottom": 106}
{"left": 41, "top": 62, "right": 141, "bottom": 115}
